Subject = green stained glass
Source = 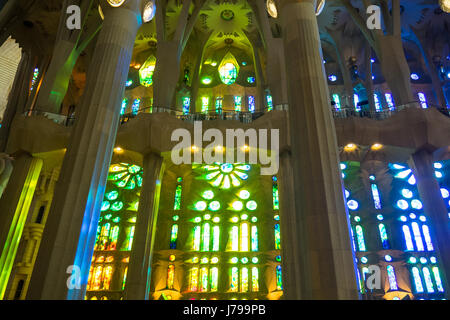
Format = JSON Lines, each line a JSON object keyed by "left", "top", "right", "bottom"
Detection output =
{"left": 200, "top": 267, "right": 208, "bottom": 292}
{"left": 276, "top": 265, "right": 283, "bottom": 290}
{"left": 109, "top": 225, "right": 119, "bottom": 250}
{"left": 219, "top": 52, "right": 239, "bottom": 85}
{"left": 195, "top": 201, "right": 207, "bottom": 211}
{"left": 125, "top": 226, "right": 135, "bottom": 251}
{"left": 239, "top": 190, "right": 250, "bottom": 199}
{"left": 355, "top": 225, "right": 366, "bottom": 251}
{"left": 230, "top": 226, "right": 239, "bottom": 251}
{"left": 251, "top": 226, "right": 258, "bottom": 252}
{"left": 212, "top": 226, "right": 220, "bottom": 251}
{"left": 139, "top": 55, "right": 156, "bottom": 87}
{"left": 234, "top": 96, "right": 242, "bottom": 112}
{"left": 193, "top": 226, "right": 201, "bottom": 251}
{"left": 246, "top": 200, "right": 257, "bottom": 211}
{"left": 202, "top": 223, "right": 210, "bottom": 251}
{"left": 174, "top": 184, "right": 182, "bottom": 210}
{"left": 170, "top": 224, "right": 178, "bottom": 249}
{"left": 230, "top": 267, "right": 239, "bottom": 292}
{"left": 252, "top": 267, "right": 259, "bottom": 292}
{"left": 101, "top": 201, "right": 110, "bottom": 211}
{"left": 240, "top": 223, "right": 249, "bottom": 252}
{"left": 273, "top": 176, "right": 279, "bottom": 210}
{"left": 241, "top": 267, "right": 249, "bottom": 292}
{"left": 210, "top": 267, "right": 218, "bottom": 292}
{"left": 111, "top": 201, "right": 124, "bottom": 211}
{"left": 274, "top": 223, "right": 281, "bottom": 250}
{"left": 202, "top": 190, "right": 214, "bottom": 200}
{"left": 106, "top": 190, "right": 119, "bottom": 201}
{"left": 208, "top": 201, "right": 220, "bottom": 211}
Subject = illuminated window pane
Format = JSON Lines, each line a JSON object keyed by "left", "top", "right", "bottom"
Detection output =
{"left": 274, "top": 223, "right": 281, "bottom": 250}
{"left": 200, "top": 267, "right": 208, "bottom": 292}
{"left": 167, "top": 264, "right": 175, "bottom": 289}
{"left": 355, "top": 225, "right": 366, "bottom": 251}
{"left": 109, "top": 226, "right": 119, "bottom": 250}
{"left": 267, "top": 95, "right": 273, "bottom": 111}
{"left": 251, "top": 225, "right": 258, "bottom": 252}
{"left": 173, "top": 183, "right": 182, "bottom": 210}
{"left": 234, "top": 96, "right": 242, "bottom": 112}
{"left": 215, "top": 97, "right": 223, "bottom": 114}
{"left": 240, "top": 223, "right": 249, "bottom": 252}
{"left": 418, "top": 92, "right": 428, "bottom": 109}
{"left": 240, "top": 267, "right": 249, "bottom": 292}
{"left": 402, "top": 225, "right": 414, "bottom": 251}
{"left": 385, "top": 93, "right": 395, "bottom": 110}
{"left": 190, "top": 267, "right": 199, "bottom": 292}
{"left": 183, "top": 97, "right": 190, "bottom": 115}
{"left": 212, "top": 226, "right": 220, "bottom": 252}
{"left": 411, "top": 267, "right": 424, "bottom": 293}
{"left": 202, "top": 223, "right": 210, "bottom": 252}
{"left": 276, "top": 265, "right": 283, "bottom": 291}
{"left": 132, "top": 98, "right": 140, "bottom": 115}
{"left": 332, "top": 94, "right": 341, "bottom": 111}
{"left": 193, "top": 226, "right": 201, "bottom": 251}
{"left": 102, "top": 266, "right": 113, "bottom": 290}
{"left": 354, "top": 94, "right": 360, "bottom": 111}
{"left": 272, "top": 176, "right": 279, "bottom": 210}
{"left": 248, "top": 96, "right": 255, "bottom": 113}
{"left": 378, "top": 223, "right": 390, "bottom": 249}
{"left": 202, "top": 97, "right": 209, "bottom": 113}
{"left": 121, "top": 98, "right": 128, "bottom": 115}
{"left": 230, "top": 226, "right": 239, "bottom": 252}
{"left": 252, "top": 267, "right": 259, "bottom": 292}
{"left": 210, "top": 267, "right": 218, "bottom": 292}
{"left": 230, "top": 267, "right": 239, "bottom": 292}
{"left": 422, "top": 267, "right": 434, "bottom": 293}
{"left": 371, "top": 183, "right": 382, "bottom": 209}
{"left": 386, "top": 265, "right": 398, "bottom": 290}
{"left": 421, "top": 225, "right": 434, "bottom": 251}
{"left": 411, "top": 222, "right": 424, "bottom": 251}
{"left": 432, "top": 267, "right": 444, "bottom": 292}
{"left": 125, "top": 226, "right": 135, "bottom": 251}
{"left": 373, "top": 93, "right": 382, "bottom": 111}
{"left": 170, "top": 224, "right": 178, "bottom": 249}
{"left": 122, "top": 266, "right": 128, "bottom": 290}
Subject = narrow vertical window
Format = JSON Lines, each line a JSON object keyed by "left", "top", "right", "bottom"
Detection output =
{"left": 215, "top": 97, "right": 223, "bottom": 114}
{"left": 122, "top": 266, "right": 128, "bottom": 290}
{"left": 378, "top": 224, "right": 390, "bottom": 249}
{"left": 212, "top": 225, "right": 220, "bottom": 252}
{"left": 230, "top": 226, "right": 239, "bottom": 251}
{"left": 432, "top": 267, "right": 444, "bottom": 292}
{"left": 370, "top": 180, "right": 382, "bottom": 209}
{"left": 182, "top": 97, "right": 190, "bottom": 114}
{"left": 240, "top": 223, "right": 249, "bottom": 252}
{"left": 241, "top": 267, "right": 249, "bottom": 292}
{"left": 103, "top": 266, "right": 113, "bottom": 290}
{"left": 418, "top": 92, "right": 428, "bottom": 108}
{"left": 121, "top": 98, "right": 128, "bottom": 115}
{"left": 210, "top": 267, "right": 218, "bottom": 292}
{"left": 167, "top": 264, "right": 175, "bottom": 289}
{"left": 251, "top": 225, "right": 258, "bottom": 252}
{"left": 355, "top": 225, "right": 366, "bottom": 251}
{"left": 402, "top": 225, "right": 414, "bottom": 251}
{"left": 386, "top": 265, "right": 398, "bottom": 290}
{"left": 332, "top": 94, "right": 341, "bottom": 111}
{"left": 126, "top": 226, "right": 135, "bottom": 251}
{"left": 248, "top": 95, "right": 255, "bottom": 113}
{"left": 274, "top": 223, "right": 281, "bottom": 250}
{"left": 422, "top": 267, "right": 434, "bottom": 293}
{"left": 109, "top": 226, "right": 119, "bottom": 250}
{"left": 251, "top": 267, "right": 259, "bottom": 292}
{"left": 354, "top": 94, "right": 360, "bottom": 111}
{"left": 132, "top": 98, "right": 141, "bottom": 115}
{"left": 272, "top": 176, "right": 279, "bottom": 210}
{"left": 190, "top": 267, "right": 199, "bottom": 292}
{"left": 267, "top": 95, "right": 273, "bottom": 111}
{"left": 411, "top": 222, "right": 424, "bottom": 251}
{"left": 421, "top": 225, "right": 434, "bottom": 251}
{"left": 202, "top": 223, "right": 210, "bottom": 252}
{"left": 230, "top": 267, "right": 239, "bottom": 292}
{"left": 276, "top": 265, "right": 283, "bottom": 290}
{"left": 170, "top": 224, "right": 178, "bottom": 249}
{"left": 373, "top": 93, "right": 382, "bottom": 111}
{"left": 234, "top": 96, "right": 242, "bottom": 112}
{"left": 193, "top": 226, "right": 201, "bottom": 251}
{"left": 202, "top": 97, "right": 209, "bottom": 113}
{"left": 200, "top": 267, "right": 208, "bottom": 292}
{"left": 411, "top": 267, "right": 424, "bottom": 293}
{"left": 385, "top": 93, "right": 395, "bottom": 110}
{"left": 173, "top": 177, "right": 182, "bottom": 210}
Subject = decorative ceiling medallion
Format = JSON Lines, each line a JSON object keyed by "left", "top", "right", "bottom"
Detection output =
{"left": 220, "top": 9, "right": 235, "bottom": 21}
{"left": 107, "top": 0, "right": 126, "bottom": 7}
{"left": 266, "top": 0, "right": 277, "bottom": 18}
{"left": 143, "top": 1, "right": 156, "bottom": 22}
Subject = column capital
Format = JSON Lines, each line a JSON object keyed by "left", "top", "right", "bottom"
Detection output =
{"left": 99, "top": 0, "right": 146, "bottom": 24}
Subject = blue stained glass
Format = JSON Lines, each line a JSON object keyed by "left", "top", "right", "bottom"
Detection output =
{"left": 411, "top": 267, "right": 424, "bottom": 293}
{"left": 378, "top": 224, "right": 390, "bottom": 249}
{"left": 386, "top": 265, "right": 398, "bottom": 290}
{"left": 355, "top": 225, "right": 366, "bottom": 251}
{"left": 371, "top": 183, "right": 382, "bottom": 209}
{"left": 422, "top": 225, "right": 434, "bottom": 251}
{"left": 402, "top": 225, "right": 414, "bottom": 251}
{"left": 422, "top": 267, "right": 434, "bottom": 293}
{"left": 411, "top": 222, "right": 424, "bottom": 252}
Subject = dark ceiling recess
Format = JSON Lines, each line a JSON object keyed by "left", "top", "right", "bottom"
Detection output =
{"left": 23, "top": 20, "right": 34, "bottom": 28}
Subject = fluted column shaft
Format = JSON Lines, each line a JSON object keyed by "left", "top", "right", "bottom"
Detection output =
{"left": 0, "top": 153, "right": 43, "bottom": 299}
{"left": 124, "top": 153, "right": 165, "bottom": 300}
{"left": 410, "top": 149, "right": 450, "bottom": 299}
{"left": 279, "top": 0, "right": 358, "bottom": 299}
{"left": 27, "top": 1, "right": 142, "bottom": 300}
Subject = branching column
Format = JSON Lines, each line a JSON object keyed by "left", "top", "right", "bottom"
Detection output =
{"left": 27, "top": 1, "right": 143, "bottom": 300}
{"left": 124, "top": 153, "right": 165, "bottom": 300}
{"left": 279, "top": 0, "right": 358, "bottom": 299}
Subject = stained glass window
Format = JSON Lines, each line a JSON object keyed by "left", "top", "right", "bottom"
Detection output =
{"left": 215, "top": 97, "right": 223, "bottom": 114}
{"left": 411, "top": 267, "right": 424, "bottom": 293}
{"left": 272, "top": 176, "right": 279, "bottom": 210}
{"left": 378, "top": 223, "right": 390, "bottom": 249}
{"left": 174, "top": 178, "right": 182, "bottom": 210}
{"left": 170, "top": 224, "right": 178, "bottom": 249}
{"left": 332, "top": 94, "right": 341, "bottom": 111}
{"left": 167, "top": 264, "right": 175, "bottom": 289}
{"left": 274, "top": 223, "right": 281, "bottom": 250}
{"left": 276, "top": 265, "right": 283, "bottom": 291}
{"left": 355, "top": 225, "right": 366, "bottom": 251}
{"left": 30, "top": 68, "right": 39, "bottom": 91}
{"left": 202, "top": 97, "right": 209, "bottom": 114}
{"left": 248, "top": 96, "right": 255, "bottom": 113}
{"left": 121, "top": 98, "right": 128, "bottom": 115}
{"left": 219, "top": 52, "right": 239, "bottom": 85}
{"left": 385, "top": 93, "right": 395, "bottom": 110}
{"left": 386, "top": 265, "right": 398, "bottom": 290}
{"left": 182, "top": 97, "right": 190, "bottom": 115}
{"left": 132, "top": 99, "right": 140, "bottom": 115}
{"left": 267, "top": 95, "right": 273, "bottom": 111}
{"left": 418, "top": 92, "right": 428, "bottom": 109}
{"left": 139, "top": 55, "right": 156, "bottom": 87}
{"left": 234, "top": 96, "right": 242, "bottom": 112}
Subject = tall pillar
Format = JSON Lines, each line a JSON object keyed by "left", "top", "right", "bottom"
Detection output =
{"left": 277, "top": 151, "right": 302, "bottom": 299}
{"left": 279, "top": 0, "right": 358, "bottom": 299}
{"left": 0, "top": 152, "right": 43, "bottom": 299}
{"left": 124, "top": 153, "right": 165, "bottom": 300}
{"left": 27, "top": 1, "right": 143, "bottom": 300}
{"left": 410, "top": 149, "right": 450, "bottom": 299}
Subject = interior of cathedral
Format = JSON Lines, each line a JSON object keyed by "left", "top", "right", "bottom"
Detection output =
{"left": 0, "top": 0, "right": 448, "bottom": 301}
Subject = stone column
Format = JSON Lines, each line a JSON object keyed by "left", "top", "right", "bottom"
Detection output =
{"left": 27, "top": 1, "right": 143, "bottom": 300}
{"left": 279, "top": 0, "right": 358, "bottom": 299}
{"left": 124, "top": 153, "right": 165, "bottom": 300}
{"left": 277, "top": 150, "right": 301, "bottom": 299}
{"left": 410, "top": 149, "right": 450, "bottom": 299}
{"left": 0, "top": 152, "right": 43, "bottom": 299}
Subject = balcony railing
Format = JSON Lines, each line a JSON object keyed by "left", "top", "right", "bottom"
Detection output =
{"left": 23, "top": 110, "right": 75, "bottom": 126}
